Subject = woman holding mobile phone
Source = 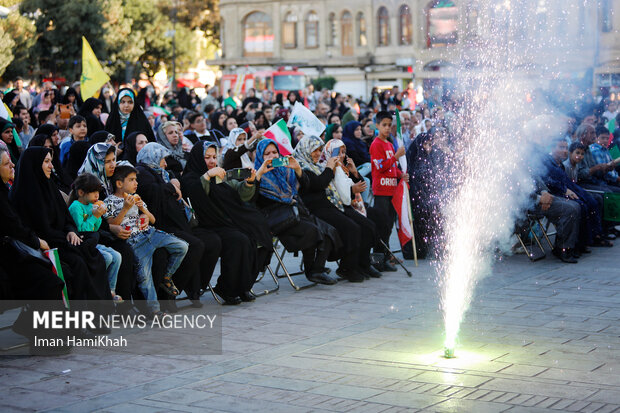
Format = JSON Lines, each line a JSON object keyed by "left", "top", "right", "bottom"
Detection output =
{"left": 254, "top": 139, "right": 340, "bottom": 285}
{"left": 181, "top": 141, "right": 272, "bottom": 304}
{"left": 294, "top": 136, "right": 382, "bottom": 283}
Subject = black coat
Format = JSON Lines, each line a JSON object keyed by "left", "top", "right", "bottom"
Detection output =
{"left": 135, "top": 164, "right": 190, "bottom": 233}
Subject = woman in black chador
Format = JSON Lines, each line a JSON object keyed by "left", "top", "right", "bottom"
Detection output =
{"left": 10, "top": 147, "right": 113, "bottom": 322}
{"left": 180, "top": 141, "right": 272, "bottom": 304}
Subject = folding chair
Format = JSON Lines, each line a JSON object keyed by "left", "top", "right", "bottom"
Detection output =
{"left": 514, "top": 216, "right": 546, "bottom": 261}
{"left": 270, "top": 238, "right": 316, "bottom": 291}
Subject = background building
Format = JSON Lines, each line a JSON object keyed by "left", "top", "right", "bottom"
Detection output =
{"left": 215, "top": 0, "right": 620, "bottom": 99}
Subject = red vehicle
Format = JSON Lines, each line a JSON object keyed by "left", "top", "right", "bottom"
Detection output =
{"left": 221, "top": 67, "right": 307, "bottom": 98}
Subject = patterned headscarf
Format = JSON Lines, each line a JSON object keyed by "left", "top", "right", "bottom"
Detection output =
{"left": 156, "top": 121, "right": 186, "bottom": 168}
{"left": 78, "top": 143, "right": 116, "bottom": 194}
{"left": 137, "top": 142, "right": 171, "bottom": 183}
{"left": 117, "top": 89, "right": 134, "bottom": 139}
{"left": 293, "top": 135, "right": 344, "bottom": 212}
{"left": 254, "top": 139, "right": 297, "bottom": 204}
{"left": 320, "top": 138, "right": 344, "bottom": 164}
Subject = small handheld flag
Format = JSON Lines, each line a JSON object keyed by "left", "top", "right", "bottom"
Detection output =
{"left": 264, "top": 119, "right": 294, "bottom": 156}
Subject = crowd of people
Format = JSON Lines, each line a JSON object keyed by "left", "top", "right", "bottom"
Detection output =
{"left": 2, "top": 76, "right": 620, "bottom": 353}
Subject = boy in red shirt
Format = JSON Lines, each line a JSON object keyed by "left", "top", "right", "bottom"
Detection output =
{"left": 370, "top": 111, "right": 408, "bottom": 271}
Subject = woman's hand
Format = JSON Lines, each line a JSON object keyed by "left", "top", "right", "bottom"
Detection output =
{"left": 39, "top": 238, "right": 50, "bottom": 251}
{"left": 325, "top": 157, "right": 338, "bottom": 170}
{"left": 256, "top": 159, "right": 274, "bottom": 181}
{"left": 352, "top": 181, "right": 367, "bottom": 194}
{"left": 203, "top": 167, "right": 226, "bottom": 181}
{"left": 110, "top": 224, "right": 130, "bottom": 240}
{"left": 246, "top": 168, "right": 257, "bottom": 183}
{"left": 170, "top": 178, "right": 183, "bottom": 200}
{"left": 285, "top": 156, "right": 303, "bottom": 177}
{"left": 346, "top": 157, "right": 358, "bottom": 176}
{"left": 67, "top": 232, "right": 82, "bottom": 246}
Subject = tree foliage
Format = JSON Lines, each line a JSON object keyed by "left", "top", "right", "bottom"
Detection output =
{"left": 20, "top": 0, "right": 107, "bottom": 79}
{"left": 1, "top": 11, "right": 38, "bottom": 79}
{"left": 4, "top": 0, "right": 219, "bottom": 82}
{"left": 157, "top": 0, "right": 220, "bottom": 45}
{"left": 0, "top": 26, "right": 15, "bottom": 77}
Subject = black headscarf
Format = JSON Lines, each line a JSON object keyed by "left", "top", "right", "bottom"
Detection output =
{"left": 0, "top": 117, "right": 20, "bottom": 163}
{"left": 27, "top": 134, "right": 52, "bottom": 148}
{"left": 89, "top": 130, "right": 113, "bottom": 145}
{"left": 181, "top": 142, "right": 271, "bottom": 247}
{"left": 78, "top": 97, "right": 105, "bottom": 136}
{"left": 209, "top": 110, "right": 227, "bottom": 135}
{"left": 61, "top": 87, "right": 81, "bottom": 110}
{"left": 66, "top": 140, "right": 92, "bottom": 179}
{"left": 121, "top": 131, "right": 140, "bottom": 165}
{"left": 10, "top": 147, "right": 76, "bottom": 246}
{"left": 35, "top": 123, "right": 59, "bottom": 140}
{"left": 2, "top": 91, "right": 18, "bottom": 110}
{"left": 30, "top": 124, "right": 72, "bottom": 192}
{"left": 105, "top": 87, "right": 155, "bottom": 143}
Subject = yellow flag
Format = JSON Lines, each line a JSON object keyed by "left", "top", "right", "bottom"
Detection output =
{"left": 80, "top": 36, "right": 110, "bottom": 100}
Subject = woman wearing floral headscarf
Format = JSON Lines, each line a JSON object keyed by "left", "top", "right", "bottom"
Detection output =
{"left": 135, "top": 142, "right": 220, "bottom": 310}
{"left": 78, "top": 143, "right": 117, "bottom": 196}
{"left": 254, "top": 139, "right": 338, "bottom": 285}
{"left": 294, "top": 135, "right": 381, "bottom": 282}
{"left": 155, "top": 121, "right": 187, "bottom": 176}
{"left": 105, "top": 87, "right": 155, "bottom": 143}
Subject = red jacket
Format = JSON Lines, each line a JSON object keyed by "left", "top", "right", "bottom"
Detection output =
{"left": 370, "top": 137, "right": 400, "bottom": 196}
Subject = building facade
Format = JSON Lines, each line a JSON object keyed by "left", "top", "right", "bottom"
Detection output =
{"left": 215, "top": 0, "right": 620, "bottom": 99}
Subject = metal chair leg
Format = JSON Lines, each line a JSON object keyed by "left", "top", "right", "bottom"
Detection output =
{"left": 251, "top": 265, "right": 280, "bottom": 297}
{"left": 534, "top": 217, "right": 555, "bottom": 250}
{"left": 272, "top": 246, "right": 316, "bottom": 291}
{"left": 207, "top": 285, "right": 223, "bottom": 305}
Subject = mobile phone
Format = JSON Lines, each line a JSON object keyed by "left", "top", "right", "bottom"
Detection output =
{"left": 331, "top": 147, "right": 341, "bottom": 158}
{"left": 225, "top": 168, "right": 252, "bottom": 181}
{"left": 271, "top": 157, "right": 290, "bottom": 168}
{"left": 59, "top": 104, "right": 71, "bottom": 120}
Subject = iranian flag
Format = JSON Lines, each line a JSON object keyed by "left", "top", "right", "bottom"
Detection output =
{"left": 264, "top": 119, "right": 294, "bottom": 155}
{"left": 45, "top": 248, "right": 70, "bottom": 309}
{"left": 391, "top": 180, "right": 413, "bottom": 247}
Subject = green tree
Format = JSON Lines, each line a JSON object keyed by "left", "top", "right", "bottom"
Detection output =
{"left": 122, "top": 0, "right": 194, "bottom": 77}
{"left": 102, "top": 0, "right": 145, "bottom": 80}
{"left": 1, "top": 12, "right": 38, "bottom": 80}
{"left": 20, "top": 0, "right": 107, "bottom": 80}
{"left": 157, "top": 0, "right": 220, "bottom": 46}
{"left": 0, "top": 26, "right": 15, "bottom": 78}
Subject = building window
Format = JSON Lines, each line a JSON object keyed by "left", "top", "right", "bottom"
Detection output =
{"left": 305, "top": 11, "right": 319, "bottom": 48}
{"left": 341, "top": 11, "right": 353, "bottom": 56}
{"left": 426, "top": 0, "right": 458, "bottom": 48}
{"left": 357, "top": 12, "right": 367, "bottom": 46}
{"left": 399, "top": 5, "right": 412, "bottom": 45}
{"left": 601, "top": 0, "right": 613, "bottom": 32}
{"left": 282, "top": 12, "right": 297, "bottom": 49}
{"left": 377, "top": 7, "right": 390, "bottom": 46}
{"left": 243, "top": 12, "right": 274, "bottom": 57}
{"left": 327, "top": 13, "right": 337, "bottom": 47}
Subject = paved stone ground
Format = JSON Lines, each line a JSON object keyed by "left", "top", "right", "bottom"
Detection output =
{"left": 1, "top": 236, "right": 620, "bottom": 412}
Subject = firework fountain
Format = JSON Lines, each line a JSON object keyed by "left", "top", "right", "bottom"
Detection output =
{"left": 437, "top": 1, "right": 596, "bottom": 357}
